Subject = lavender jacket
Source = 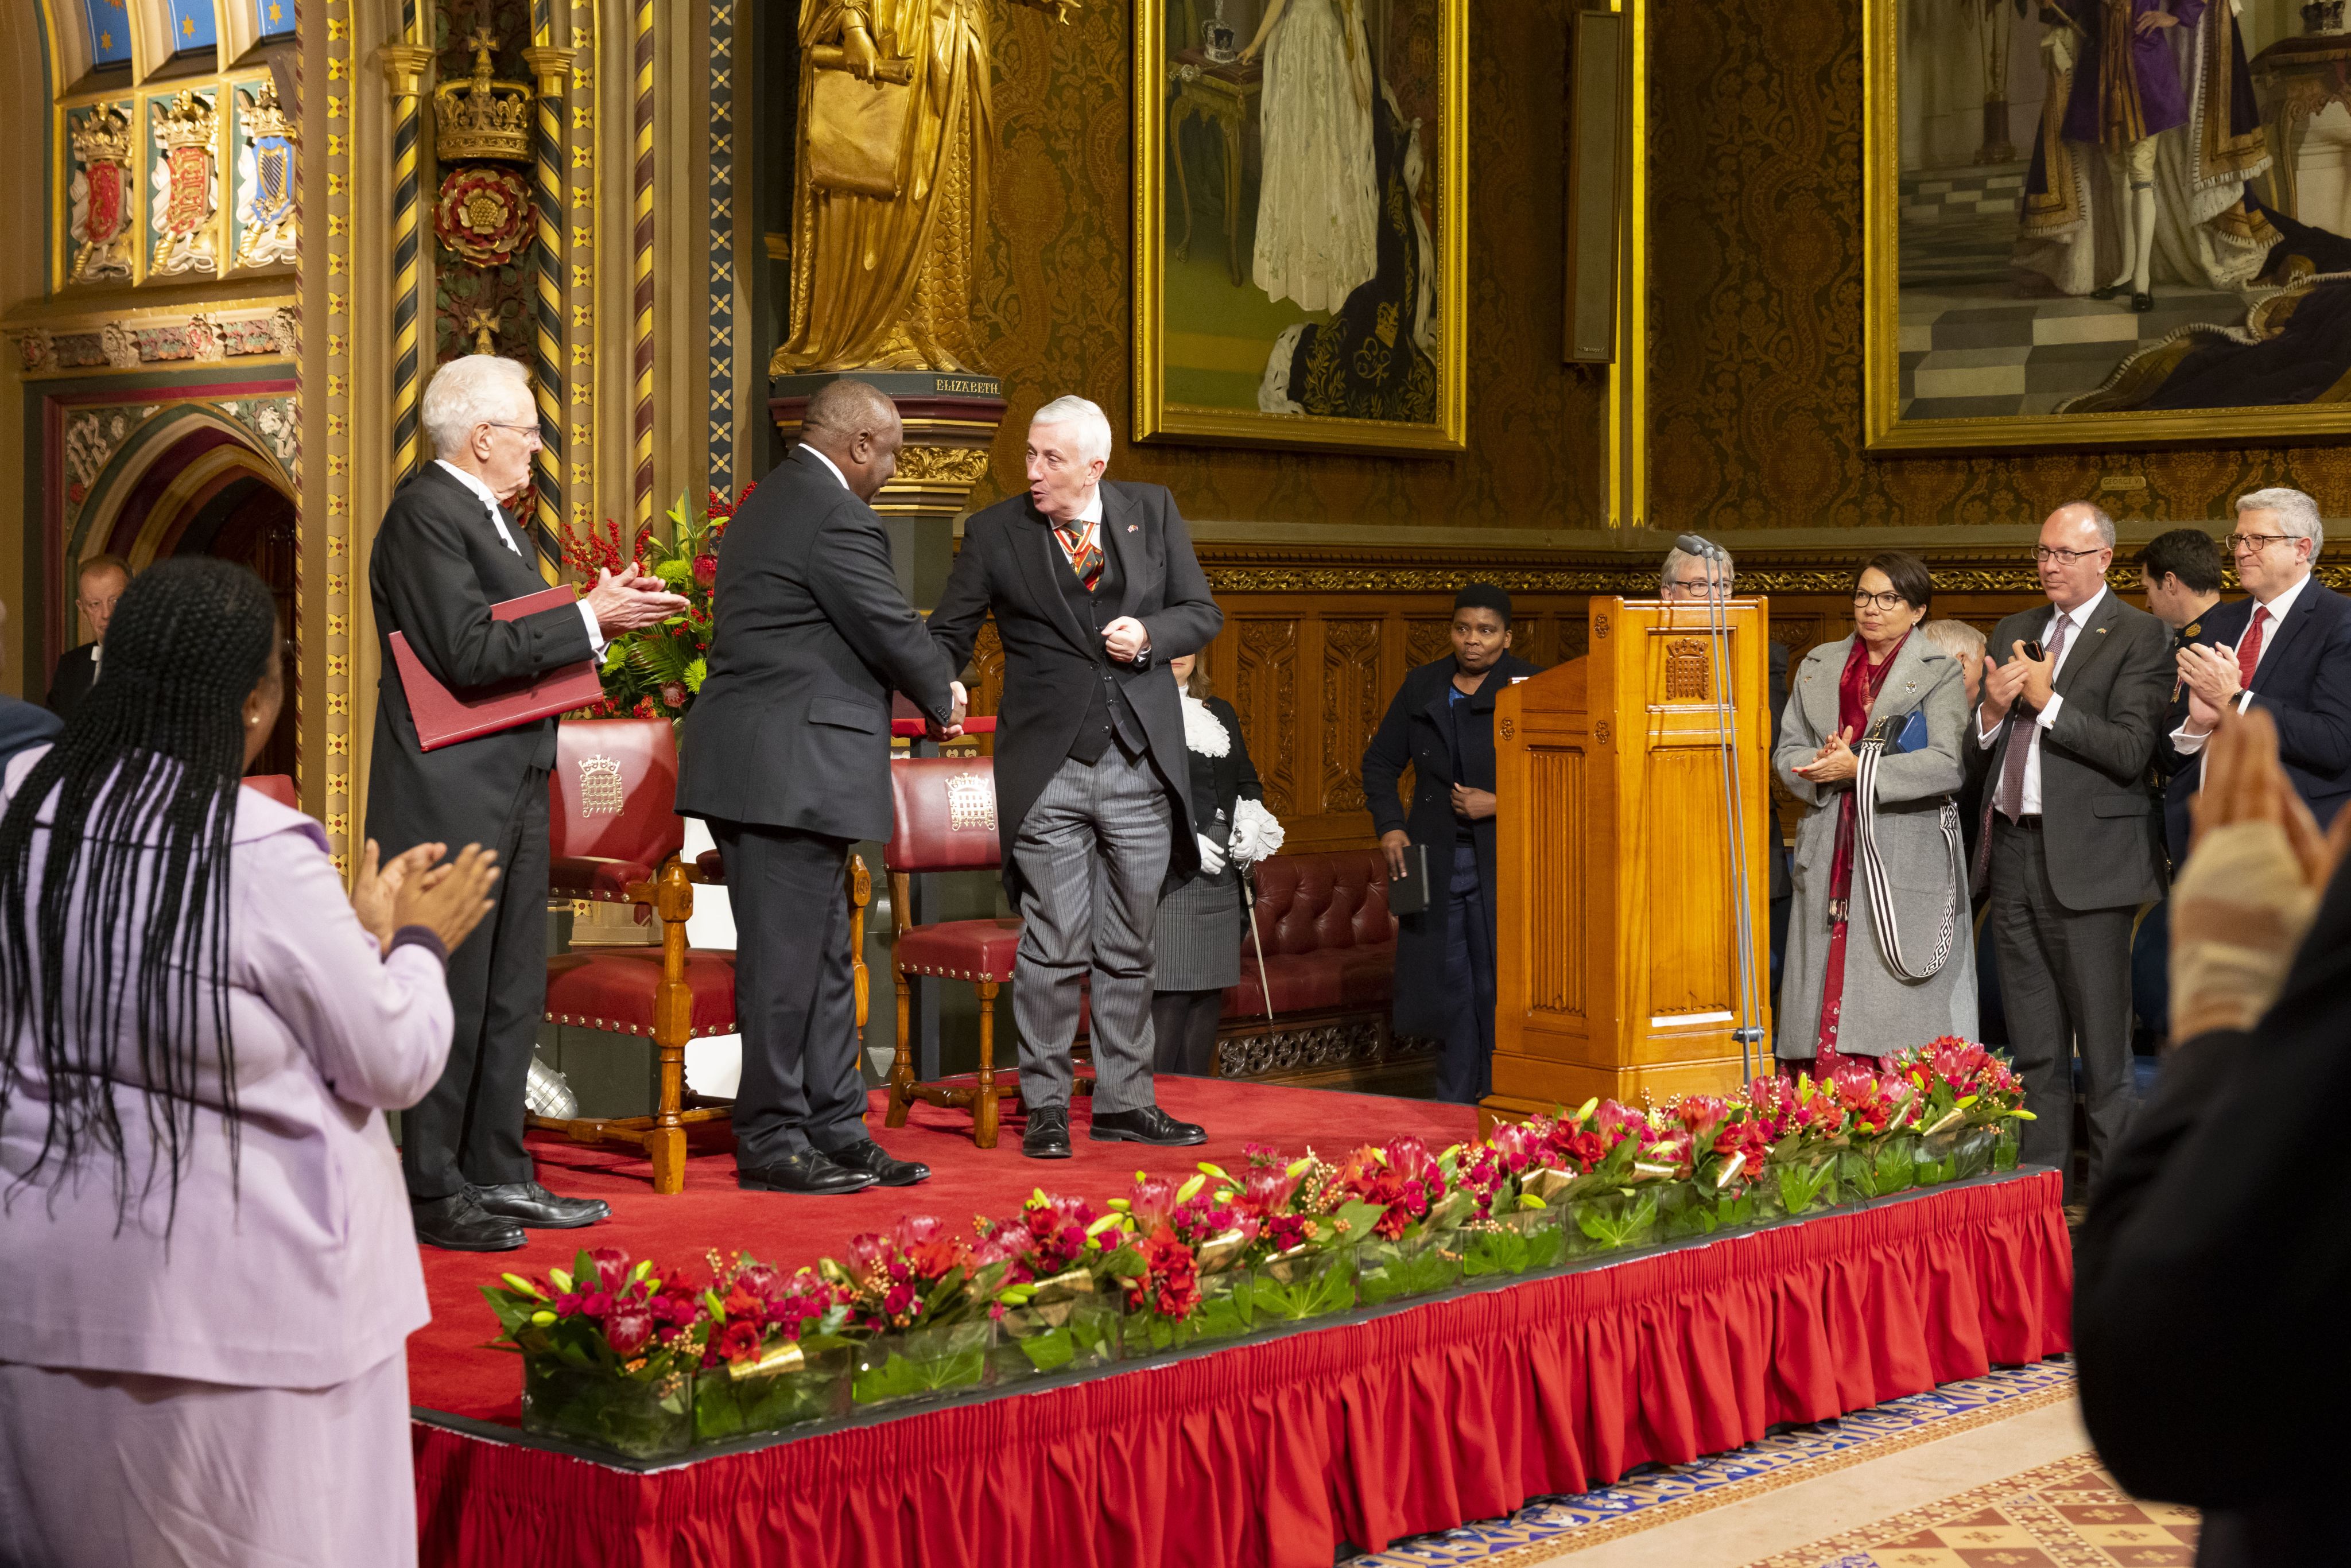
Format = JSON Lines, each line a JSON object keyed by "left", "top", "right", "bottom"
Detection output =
{"left": 0, "top": 746, "right": 451, "bottom": 1390}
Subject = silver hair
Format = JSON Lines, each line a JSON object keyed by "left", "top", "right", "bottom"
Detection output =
{"left": 2237, "top": 487, "right": 2326, "bottom": 560}
{"left": 1660, "top": 544, "right": 1734, "bottom": 592}
{"left": 2051, "top": 501, "right": 2117, "bottom": 549}
{"left": 1030, "top": 394, "right": 1114, "bottom": 467}
{"left": 422, "top": 355, "right": 533, "bottom": 459}
{"left": 1919, "top": 618, "right": 1986, "bottom": 661}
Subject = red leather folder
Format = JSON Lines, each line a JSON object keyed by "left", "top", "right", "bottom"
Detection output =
{"left": 390, "top": 587, "right": 607, "bottom": 752}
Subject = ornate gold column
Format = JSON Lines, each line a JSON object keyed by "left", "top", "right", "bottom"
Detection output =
{"left": 381, "top": 41, "right": 434, "bottom": 483}
{"left": 523, "top": 42, "right": 572, "bottom": 568}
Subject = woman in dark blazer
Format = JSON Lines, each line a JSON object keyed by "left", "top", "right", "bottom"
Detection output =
{"left": 1151, "top": 654, "right": 1282, "bottom": 1075}
{"left": 1360, "top": 585, "right": 1539, "bottom": 1104}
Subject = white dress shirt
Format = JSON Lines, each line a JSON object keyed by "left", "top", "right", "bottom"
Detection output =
{"left": 2169, "top": 569, "right": 2314, "bottom": 756}
{"left": 802, "top": 444, "right": 849, "bottom": 490}
{"left": 1977, "top": 586, "right": 2105, "bottom": 816}
{"left": 434, "top": 459, "right": 604, "bottom": 655}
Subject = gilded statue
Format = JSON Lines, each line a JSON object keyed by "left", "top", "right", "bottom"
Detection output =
{"left": 770, "top": 0, "right": 1078, "bottom": 375}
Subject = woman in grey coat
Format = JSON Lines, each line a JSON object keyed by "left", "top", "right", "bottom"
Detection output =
{"left": 1776, "top": 552, "right": 1978, "bottom": 1069}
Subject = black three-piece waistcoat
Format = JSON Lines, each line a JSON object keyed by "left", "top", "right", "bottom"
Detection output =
{"left": 1052, "top": 529, "right": 1147, "bottom": 765}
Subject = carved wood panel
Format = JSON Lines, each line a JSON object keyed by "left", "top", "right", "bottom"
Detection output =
{"left": 1233, "top": 618, "right": 1301, "bottom": 818}
{"left": 1320, "top": 618, "right": 1384, "bottom": 814}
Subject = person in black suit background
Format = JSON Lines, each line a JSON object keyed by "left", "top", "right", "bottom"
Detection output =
{"left": 2170, "top": 489, "right": 2351, "bottom": 835}
{"left": 2077, "top": 708, "right": 2351, "bottom": 1565}
{"left": 2137, "top": 526, "right": 2228, "bottom": 868}
{"left": 1361, "top": 584, "right": 1541, "bottom": 1105}
{"left": 1, "top": 600, "right": 63, "bottom": 766}
{"left": 677, "top": 380, "right": 960, "bottom": 1196}
{"left": 367, "top": 355, "right": 686, "bottom": 1251}
{"left": 926, "top": 395, "right": 1224, "bottom": 1160}
{"left": 44, "top": 555, "right": 129, "bottom": 723}
{"left": 1661, "top": 546, "right": 1793, "bottom": 997}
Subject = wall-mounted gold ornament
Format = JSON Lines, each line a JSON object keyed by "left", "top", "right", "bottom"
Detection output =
{"left": 67, "top": 104, "right": 135, "bottom": 284}
{"left": 464, "top": 308, "right": 501, "bottom": 355}
{"left": 435, "top": 165, "right": 532, "bottom": 266}
{"left": 234, "top": 80, "right": 300, "bottom": 269}
{"left": 152, "top": 90, "right": 222, "bottom": 278}
{"left": 892, "top": 445, "right": 993, "bottom": 484}
{"left": 433, "top": 27, "right": 533, "bottom": 165}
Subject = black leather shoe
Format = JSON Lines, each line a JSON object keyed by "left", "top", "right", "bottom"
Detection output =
{"left": 2132, "top": 290, "right": 2155, "bottom": 313}
{"left": 413, "top": 1193, "right": 526, "bottom": 1252}
{"left": 2090, "top": 281, "right": 2128, "bottom": 301}
{"left": 823, "top": 1139, "right": 930, "bottom": 1187}
{"left": 1088, "top": 1104, "right": 1207, "bottom": 1146}
{"left": 1023, "top": 1104, "right": 1073, "bottom": 1159}
{"left": 467, "top": 1181, "right": 611, "bottom": 1229}
{"left": 738, "top": 1150, "right": 876, "bottom": 1195}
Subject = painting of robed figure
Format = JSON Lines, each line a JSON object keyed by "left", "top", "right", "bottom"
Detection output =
{"left": 1868, "top": 0, "right": 2351, "bottom": 448}
{"left": 1133, "top": 0, "right": 1467, "bottom": 454}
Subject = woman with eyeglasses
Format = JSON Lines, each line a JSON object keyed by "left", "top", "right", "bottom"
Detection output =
{"left": 0, "top": 558, "right": 500, "bottom": 1566}
{"left": 1774, "top": 550, "right": 1978, "bottom": 1073}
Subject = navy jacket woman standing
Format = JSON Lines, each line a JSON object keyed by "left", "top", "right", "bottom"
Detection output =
{"left": 1360, "top": 585, "right": 1538, "bottom": 1104}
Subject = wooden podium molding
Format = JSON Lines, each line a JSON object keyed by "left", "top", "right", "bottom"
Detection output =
{"left": 1484, "top": 597, "right": 1775, "bottom": 1128}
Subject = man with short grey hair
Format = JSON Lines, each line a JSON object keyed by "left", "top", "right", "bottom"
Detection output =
{"left": 1659, "top": 542, "right": 1795, "bottom": 996}
{"left": 1976, "top": 501, "right": 2171, "bottom": 1208}
{"left": 2172, "top": 487, "right": 2351, "bottom": 828}
{"left": 368, "top": 354, "right": 687, "bottom": 1250}
{"left": 928, "top": 394, "right": 1223, "bottom": 1157}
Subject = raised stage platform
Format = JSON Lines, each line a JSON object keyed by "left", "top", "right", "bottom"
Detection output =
{"left": 408, "top": 1081, "right": 2074, "bottom": 1568}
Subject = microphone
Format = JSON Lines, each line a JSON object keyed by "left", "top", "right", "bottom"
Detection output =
{"left": 1674, "top": 533, "right": 1722, "bottom": 560}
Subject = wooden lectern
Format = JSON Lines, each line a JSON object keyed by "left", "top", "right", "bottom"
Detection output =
{"left": 1484, "top": 597, "right": 1776, "bottom": 1129}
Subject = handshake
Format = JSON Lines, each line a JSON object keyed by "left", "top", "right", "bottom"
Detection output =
{"left": 1194, "top": 798, "right": 1284, "bottom": 876}
{"left": 928, "top": 681, "right": 971, "bottom": 742}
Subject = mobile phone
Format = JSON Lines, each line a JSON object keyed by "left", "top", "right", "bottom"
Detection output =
{"left": 2021, "top": 639, "right": 2045, "bottom": 661}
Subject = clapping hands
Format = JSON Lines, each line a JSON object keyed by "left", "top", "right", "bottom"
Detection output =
{"left": 1793, "top": 725, "right": 1859, "bottom": 785}
{"left": 583, "top": 562, "right": 690, "bottom": 635}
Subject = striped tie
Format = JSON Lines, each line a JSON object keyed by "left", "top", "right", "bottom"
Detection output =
{"left": 1995, "top": 613, "right": 2069, "bottom": 821}
{"left": 1058, "top": 521, "right": 1103, "bottom": 592}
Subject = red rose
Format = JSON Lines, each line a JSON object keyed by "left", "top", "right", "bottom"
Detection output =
{"left": 692, "top": 554, "right": 717, "bottom": 588}
{"left": 605, "top": 1303, "right": 654, "bottom": 1355}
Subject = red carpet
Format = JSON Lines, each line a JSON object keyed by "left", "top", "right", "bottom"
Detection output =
{"left": 408, "top": 1077, "right": 1476, "bottom": 1421}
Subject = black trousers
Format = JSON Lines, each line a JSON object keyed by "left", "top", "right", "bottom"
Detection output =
{"left": 402, "top": 773, "right": 549, "bottom": 1201}
{"left": 1988, "top": 816, "right": 2138, "bottom": 1199}
{"left": 1437, "top": 842, "right": 1496, "bottom": 1105}
{"left": 715, "top": 820, "right": 868, "bottom": 1168}
{"left": 1150, "top": 989, "right": 1223, "bottom": 1077}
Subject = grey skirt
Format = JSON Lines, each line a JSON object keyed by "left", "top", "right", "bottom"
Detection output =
{"left": 1154, "top": 870, "right": 1243, "bottom": 991}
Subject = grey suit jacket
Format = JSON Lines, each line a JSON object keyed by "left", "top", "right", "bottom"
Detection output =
{"left": 1981, "top": 591, "right": 2171, "bottom": 911}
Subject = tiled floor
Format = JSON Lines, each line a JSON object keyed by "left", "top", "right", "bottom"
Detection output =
{"left": 1347, "top": 1362, "right": 2082, "bottom": 1565}
{"left": 1896, "top": 282, "right": 2260, "bottom": 419}
{"left": 1899, "top": 162, "right": 2028, "bottom": 290}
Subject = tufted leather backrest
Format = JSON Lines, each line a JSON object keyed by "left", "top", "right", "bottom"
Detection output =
{"left": 548, "top": 717, "right": 686, "bottom": 869}
{"left": 1248, "top": 849, "right": 1396, "bottom": 956}
{"left": 887, "top": 756, "right": 1006, "bottom": 874}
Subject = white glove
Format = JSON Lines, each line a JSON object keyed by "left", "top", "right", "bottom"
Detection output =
{"left": 1195, "top": 833, "right": 1228, "bottom": 875}
{"left": 1229, "top": 797, "right": 1285, "bottom": 867}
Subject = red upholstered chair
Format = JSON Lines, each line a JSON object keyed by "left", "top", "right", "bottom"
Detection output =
{"left": 241, "top": 774, "right": 298, "bottom": 809}
{"left": 533, "top": 717, "right": 735, "bottom": 1194}
{"left": 880, "top": 755, "right": 1025, "bottom": 1148}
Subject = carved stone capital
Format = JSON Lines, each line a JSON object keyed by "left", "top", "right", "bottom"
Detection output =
{"left": 379, "top": 43, "right": 435, "bottom": 100}
{"left": 520, "top": 46, "right": 576, "bottom": 98}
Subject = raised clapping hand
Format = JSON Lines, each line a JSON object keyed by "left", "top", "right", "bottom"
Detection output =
{"left": 348, "top": 839, "right": 503, "bottom": 956}
{"left": 1793, "top": 725, "right": 1859, "bottom": 786}
{"left": 582, "top": 562, "right": 690, "bottom": 635}
{"left": 2170, "top": 708, "right": 2351, "bottom": 1041}
{"left": 2177, "top": 643, "right": 2243, "bottom": 734}
{"left": 1978, "top": 645, "right": 2034, "bottom": 725}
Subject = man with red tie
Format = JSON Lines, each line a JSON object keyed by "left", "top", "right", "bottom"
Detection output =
{"left": 2171, "top": 488, "right": 2351, "bottom": 830}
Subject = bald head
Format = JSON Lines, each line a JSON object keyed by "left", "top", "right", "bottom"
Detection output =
{"left": 2036, "top": 501, "right": 2116, "bottom": 612}
{"left": 797, "top": 379, "right": 904, "bottom": 502}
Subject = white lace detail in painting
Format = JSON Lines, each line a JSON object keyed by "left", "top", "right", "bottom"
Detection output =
{"left": 1251, "top": 0, "right": 1379, "bottom": 313}
{"left": 1181, "top": 693, "right": 1231, "bottom": 757}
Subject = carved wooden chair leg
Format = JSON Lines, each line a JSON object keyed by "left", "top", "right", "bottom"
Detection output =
{"left": 884, "top": 966, "right": 915, "bottom": 1128}
{"left": 649, "top": 859, "right": 692, "bottom": 1196}
{"left": 973, "top": 978, "right": 1001, "bottom": 1150}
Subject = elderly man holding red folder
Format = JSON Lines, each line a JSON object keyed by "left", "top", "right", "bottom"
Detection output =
{"left": 367, "top": 355, "right": 686, "bottom": 1251}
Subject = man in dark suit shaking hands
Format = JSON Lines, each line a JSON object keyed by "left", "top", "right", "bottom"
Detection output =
{"left": 2169, "top": 488, "right": 2351, "bottom": 833}
{"left": 928, "top": 395, "right": 1224, "bottom": 1159}
{"left": 678, "top": 379, "right": 961, "bottom": 1196}
{"left": 1976, "top": 502, "right": 2171, "bottom": 1204}
{"left": 369, "top": 355, "right": 687, "bottom": 1250}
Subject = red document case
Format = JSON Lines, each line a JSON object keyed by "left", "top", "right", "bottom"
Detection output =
{"left": 390, "top": 586, "right": 606, "bottom": 752}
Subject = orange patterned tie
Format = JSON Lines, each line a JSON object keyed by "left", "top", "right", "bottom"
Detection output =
{"left": 1057, "top": 521, "right": 1103, "bottom": 591}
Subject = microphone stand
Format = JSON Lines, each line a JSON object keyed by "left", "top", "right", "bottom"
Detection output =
{"left": 1682, "top": 538, "right": 1766, "bottom": 1084}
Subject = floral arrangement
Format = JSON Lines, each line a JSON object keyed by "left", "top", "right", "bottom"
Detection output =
{"left": 485, "top": 1044, "right": 2033, "bottom": 1457}
{"left": 558, "top": 484, "right": 749, "bottom": 721}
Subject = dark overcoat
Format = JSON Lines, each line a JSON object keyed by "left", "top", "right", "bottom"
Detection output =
{"left": 1359, "top": 651, "right": 1541, "bottom": 1039}
{"left": 926, "top": 481, "right": 1224, "bottom": 902}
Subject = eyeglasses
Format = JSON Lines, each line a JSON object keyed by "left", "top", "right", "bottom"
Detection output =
{"left": 482, "top": 420, "right": 541, "bottom": 443}
{"left": 1850, "top": 590, "right": 1911, "bottom": 612}
{"left": 2225, "top": 531, "right": 2298, "bottom": 554}
{"left": 2032, "top": 545, "right": 2105, "bottom": 564}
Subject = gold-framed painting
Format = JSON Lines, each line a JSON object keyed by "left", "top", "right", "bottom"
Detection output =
{"left": 1865, "top": 0, "right": 2351, "bottom": 452}
{"left": 1132, "top": 0, "right": 1467, "bottom": 455}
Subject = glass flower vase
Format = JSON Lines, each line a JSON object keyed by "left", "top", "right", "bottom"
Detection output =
{"left": 1767, "top": 1150, "right": 1842, "bottom": 1217}
{"left": 1562, "top": 1186, "right": 1662, "bottom": 1257}
{"left": 692, "top": 1342, "right": 851, "bottom": 1441}
{"left": 521, "top": 1354, "right": 696, "bottom": 1460}
{"left": 850, "top": 1319, "right": 992, "bottom": 1408}
{"left": 1357, "top": 1226, "right": 1465, "bottom": 1305}
{"left": 1250, "top": 1247, "right": 1358, "bottom": 1322}
{"left": 986, "top": 1294, "right": 1122, "bottom": 1384}
{"left": 1460, "top": 1206, "right": 1566, "bottom": 1278}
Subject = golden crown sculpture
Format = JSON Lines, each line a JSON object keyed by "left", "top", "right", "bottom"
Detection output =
{"left": 156, "top": 89, "right": 218, "bottom": 150}
{"left": 433, "top": 27, "right": 532, "bottom": 164}
{"left": 70, "top": 103, "right": 133, "bottom": 164}
{"left": 242, "top": 78, "right": 294, "bottom": 142}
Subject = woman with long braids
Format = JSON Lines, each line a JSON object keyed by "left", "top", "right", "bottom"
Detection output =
{"left": 0, "top": 558, "right": 498, "bottom": 1566}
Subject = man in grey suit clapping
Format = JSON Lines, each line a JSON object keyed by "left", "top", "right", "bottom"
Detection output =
{"left": 1975, "top": 502, "right": 2170, "bottom": 1205}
